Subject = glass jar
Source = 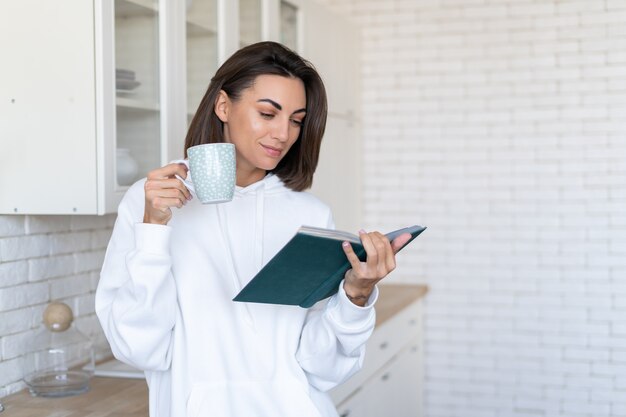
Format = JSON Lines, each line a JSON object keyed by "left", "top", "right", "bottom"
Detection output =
{"left": 116, "top": 147, "right": 139, "bottom": 186}
{"left": 22, "top": 302, "right": 95, "bottom": 397}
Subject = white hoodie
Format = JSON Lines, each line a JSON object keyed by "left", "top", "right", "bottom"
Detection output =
{"left": 96, "top": 172, "right": 378, "bottom": 417}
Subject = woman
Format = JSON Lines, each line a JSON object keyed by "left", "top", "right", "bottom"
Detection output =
{"left": 96, "top": 41, "right": 410, "bottom": 417}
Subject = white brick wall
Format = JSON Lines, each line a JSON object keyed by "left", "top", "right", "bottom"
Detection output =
{"left": 318, "top": 0, "right": 626, "bottom": 416}
{"left": 0, "top": 215, "right": 114, "bottom": 397}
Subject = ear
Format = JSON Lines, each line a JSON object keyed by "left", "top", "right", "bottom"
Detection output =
{"left": 214, "top": 90, "right": 230, "bottom": 123}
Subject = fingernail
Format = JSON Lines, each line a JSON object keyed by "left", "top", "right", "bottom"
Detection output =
{"left": 358, "top": 229, "right": 366, "bottom": 234}
{"left": 342, "top": 241, "right": 350, "bottom": 247}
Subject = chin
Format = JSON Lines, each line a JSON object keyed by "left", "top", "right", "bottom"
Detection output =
{"left": 258, "top": 159, "right": 282, "bottom": 171}
{"left": 261, "top": 164, "right": 279, "bottom": 172}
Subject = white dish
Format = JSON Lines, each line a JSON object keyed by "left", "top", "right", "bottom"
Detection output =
{"left": 116, "top": 89, "right": 137, "bottom": 96}
{"left": 116, "top": 68, "right": 135, "bottom": 78}
{"left": 116, "top": 79, "right": 141, "bottom": 90}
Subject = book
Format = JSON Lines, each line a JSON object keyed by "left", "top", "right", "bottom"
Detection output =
{"left": 233, "top": 225, "right": 426, "bottom": 308}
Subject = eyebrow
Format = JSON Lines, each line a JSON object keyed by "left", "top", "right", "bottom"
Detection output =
{"left": 257, "top": 98, "right": 306, "bottom": 115}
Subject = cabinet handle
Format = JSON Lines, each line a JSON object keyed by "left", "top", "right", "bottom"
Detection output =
{"left": 340, "top": 410, "right": 351, "bottom": 417}
{"left": 379, "top": 341, "right": 388, "bottom": 349}
{"left": 381, "top": 372, "right": 391, "bottom": 381}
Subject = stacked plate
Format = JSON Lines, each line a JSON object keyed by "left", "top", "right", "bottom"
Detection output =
{"left": 116, "top": 68, "right": 141, "bottom": 95}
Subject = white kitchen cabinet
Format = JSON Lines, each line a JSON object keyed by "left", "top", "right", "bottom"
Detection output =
{"left": 0, "top": 0, "right": 358, "bottom": 219}
{"left": 0, "top": 0, "right": 228, "bottom": 215}
{"left": 336, "top": 342, "right": 422, "bottom": 417}
{"left": 0, "top": 0, "right": 100, "bottom": 215}
{"left": 0, "top": 0, "right": 185, "bottom": 214}
{"left": 331, "top": 285, "right": 426, "bottom": 417}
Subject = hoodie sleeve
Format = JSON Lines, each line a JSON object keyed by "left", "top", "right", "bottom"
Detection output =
{"left": 95, "top": 181, "right": 177, "bottom": 371}
{"left": 296, "top": 280, "right": 378, "bottom": 392}
{"left": 295, "top": 209, "right": 378, "bottom": 392}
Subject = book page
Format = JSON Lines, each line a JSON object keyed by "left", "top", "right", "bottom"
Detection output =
{"left": 385, "top": 225, "right": 424, "bottom": 241}
{"left": 299, "top": 225, "right": 361, "bottom": 243}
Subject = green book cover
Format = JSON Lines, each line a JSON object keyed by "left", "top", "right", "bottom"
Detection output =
{"left": 233, "top": 225, "right": 426, "bottom": 308}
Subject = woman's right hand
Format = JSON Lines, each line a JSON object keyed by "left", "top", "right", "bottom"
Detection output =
{"left": 143, "top": 163, "right": 193, "bottom": 225}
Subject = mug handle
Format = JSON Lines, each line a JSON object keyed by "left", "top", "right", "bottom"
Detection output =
{"left": 172, "top": 159, "right": 195, "bottom": 194}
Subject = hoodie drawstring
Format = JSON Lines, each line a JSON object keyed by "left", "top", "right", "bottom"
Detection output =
{"left": 215, "top": 178, "right": 268, "bottom": 329}
{"left": 254, "top": 182, "right": 265, "bottom": 272}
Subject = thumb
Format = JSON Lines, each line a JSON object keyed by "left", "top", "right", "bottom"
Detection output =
{"left": 391, "top": 232, "right": 412, "bottom": 254}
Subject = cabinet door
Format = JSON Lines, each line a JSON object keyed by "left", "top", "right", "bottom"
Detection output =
{"left": 256, "top": 0, "right": 302, "bottom": 51}
{"left": 186, "top": 0, "right": 219, "bottom": 123}
{"left": 302, "top": 1, "right": 361, "bottom": 232}
{"left": 381, "top": 342, "right": 422, "bottom": 417}
{"left": 114, "top": 0, "right": 163, "bottom": 187}
{"left": 1, "top": 0, "right": 190, "bottom": 214}
{"left": 336, "top": 342, "right": 422, "bottom": 417}
{"left": 0, "top": 0, "right": 98, "bottom": 214}
{"left": 331, "top": 300, "right": 422, "bottom": 408}
{"left": 279, "top": 0, "right": 299, "bottom": 51}
{"left": 239, "top": 0, "right": 262, "bottom": 47}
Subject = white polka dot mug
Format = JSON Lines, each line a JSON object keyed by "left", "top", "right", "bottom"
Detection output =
{"left": 186, "top": 143, "right": 236, "bottom": 204}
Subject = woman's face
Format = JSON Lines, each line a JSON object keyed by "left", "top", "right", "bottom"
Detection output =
{"left": 215, "top": 74, "right": 306, "bottom": 186}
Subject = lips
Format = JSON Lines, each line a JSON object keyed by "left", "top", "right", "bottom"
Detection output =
{"left": 261, "top": 144, "right": 283, "bottom": 158}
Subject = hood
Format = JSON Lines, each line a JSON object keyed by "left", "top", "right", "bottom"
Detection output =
{"left": 234, "top": 172, "right": 286, "bottom": 197}
{"left": 171, "top": 158, "right": 286, "bottom": 283}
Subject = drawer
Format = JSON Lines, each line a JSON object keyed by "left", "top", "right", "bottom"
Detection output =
{"left": 364, "top": 301, "right": 421, "bottom": 375}
{"left": 330, "top": 300, "right": 422, "bottom": 404}
{"left": 336, "top": 341, "right": 422, "bottom": 417}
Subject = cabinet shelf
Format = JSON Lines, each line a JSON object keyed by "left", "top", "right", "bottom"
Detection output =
{"left": 116, "top": 96, "right": 159, "bottom": 111}
{"left": 116, "top": 0, "right": 158, "bottom": 18}
{"left": 186, "top": 18, "right": 217, "bottom": 37}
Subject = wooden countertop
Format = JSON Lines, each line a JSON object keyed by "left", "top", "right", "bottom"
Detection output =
{"left": 1, "top": 377, "right": 148, "bottom": 417}
{"left": 1, "top": 284, "right": 427, "bottom": 416}
{"left": 376, "top": 283, "right": 428, "bottom": 327}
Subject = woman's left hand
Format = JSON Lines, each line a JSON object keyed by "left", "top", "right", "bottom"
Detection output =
{"left": 341, "top": 231, "right": 412, "bottom": 306}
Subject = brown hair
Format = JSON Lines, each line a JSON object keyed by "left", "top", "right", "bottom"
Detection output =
{"left": 184, "top": 41, "right": 328, "bottom": 191}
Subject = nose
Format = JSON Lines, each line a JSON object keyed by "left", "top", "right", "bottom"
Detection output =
{"left": 272, "top": 118, "right": 289, "bottom": 143}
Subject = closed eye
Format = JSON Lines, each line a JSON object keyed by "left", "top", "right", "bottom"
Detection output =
{"left": 290, "top": 118, "right": 303, "bottom": 127}
{"left": 260, "top": 112, "right": 274, "bottom": 119}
